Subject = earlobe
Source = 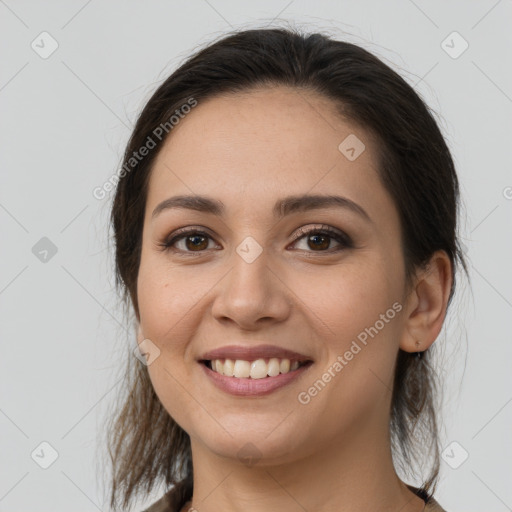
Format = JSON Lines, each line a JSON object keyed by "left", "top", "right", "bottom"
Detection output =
{"left": 399, "top": 250, "right": 453, "bottom": 354}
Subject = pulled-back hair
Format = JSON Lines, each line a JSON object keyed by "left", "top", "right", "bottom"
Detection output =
{"left": 105, "top": 27, "right": 468, "bottom": 511}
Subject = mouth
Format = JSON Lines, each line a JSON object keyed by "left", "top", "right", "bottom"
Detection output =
{"left": 200, "top": 357, "right": 312, "bottom": 379}
{"left": 197, "top": 344, "right": 314, "bottom": 396}
{"left": 198, "top": 344, "right": 313, "bottom": 378}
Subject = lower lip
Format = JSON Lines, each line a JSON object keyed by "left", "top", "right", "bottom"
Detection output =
{"left": 199, "top": 361, "right": 313, "bottom": 397}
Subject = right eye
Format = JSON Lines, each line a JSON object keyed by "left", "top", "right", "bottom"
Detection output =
{"left": 159, "top": 228, "right": 220, "bottom": 255}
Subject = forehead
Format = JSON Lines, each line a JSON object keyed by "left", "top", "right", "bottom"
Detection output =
{"left": 146, "top": 86, "right": 390, "bottom": 222}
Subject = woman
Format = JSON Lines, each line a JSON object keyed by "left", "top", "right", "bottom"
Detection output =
{"left": 105, "top": 27, "right": 467, "bottom": 512}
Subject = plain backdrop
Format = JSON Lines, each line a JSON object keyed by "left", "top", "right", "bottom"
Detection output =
{"left": 1, "top": 1, "right": 511, "bottom": 511}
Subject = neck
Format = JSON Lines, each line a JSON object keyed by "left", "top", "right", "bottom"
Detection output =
{"left": 186, "top": 422, "right": 425, "bottom": 512}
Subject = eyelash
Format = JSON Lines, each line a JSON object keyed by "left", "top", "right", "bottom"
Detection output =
{"left": 158, "top": 225, "right": 353, "bottom": 256}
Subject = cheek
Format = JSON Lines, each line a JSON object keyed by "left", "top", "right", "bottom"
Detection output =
{"left": 293, "top": 263, "right": 402, "bottom": 410}
{"left": 292, "top": 260, "right": 402, "bottom": 348}
{"left": 293, "top": 272, "right": 401, "bottom": 438}
{"left": 136, "top": 261, "right": 200, "bottom": 429}
{"left": 137, "top": 257, "right": 206, "bottom": 348}
{"left": 302, "top": 265, "right": 402, "bottom": 396}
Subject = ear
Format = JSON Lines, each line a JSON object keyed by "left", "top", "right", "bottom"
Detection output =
{"left": 399, "top": 250, "right": 453, "bottom": 354}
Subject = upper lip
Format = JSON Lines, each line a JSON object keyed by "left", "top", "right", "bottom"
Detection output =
{"left": 199, "top": 344, "right": 312, "bottom": 362}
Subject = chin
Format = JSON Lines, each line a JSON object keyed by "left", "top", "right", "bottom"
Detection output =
{"left": 191, "top": 421, "right": 311, "bottom": 466}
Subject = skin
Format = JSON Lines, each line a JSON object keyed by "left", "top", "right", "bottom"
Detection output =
{"left": 136, "top": 85, "right": 452, "bottom": 512}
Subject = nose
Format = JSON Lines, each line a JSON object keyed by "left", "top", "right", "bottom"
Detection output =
{"left": 211, "top": 246, "right": 292, "bottom": 330}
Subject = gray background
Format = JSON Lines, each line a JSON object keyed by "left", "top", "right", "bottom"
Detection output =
{"left": 1, "top": 1, "right": 511, "bottom": 511}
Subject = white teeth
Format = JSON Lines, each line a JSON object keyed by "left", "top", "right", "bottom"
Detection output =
{"left": 209, "top": 357, "right": 306, "bottom": 378}
{"left": 223, "top": 358, "right": 234, "bottom": 377}
{"left": 250, "top": 359, "right": 268, "bottom": 379}
{"left": 233, "top": 360, "right": 251, "bottom": 378}
{"left": 280, "top": 359, "right": 290, "bottom": 373}
{"left": 267, "top": 358, "right": 280, "bottom": 377}
{"left": 215, "top": 360, "right": 224, "bottom": 374}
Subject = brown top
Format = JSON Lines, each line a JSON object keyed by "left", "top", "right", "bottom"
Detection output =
{"left": 142, "top": 479, "right": 447, "bottom": 512}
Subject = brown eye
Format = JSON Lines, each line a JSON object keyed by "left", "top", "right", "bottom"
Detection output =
{"left": 160, "top": 229, "right": 218, "bottom": 254}
{"left": 305, "top": 233, "right": 331, "bottom": 251}
{"left": 159, "top": 225, "right": 353, "bottom": 256}
{"left": 291, "top": 225, "right": 353, "bottom": 253}
{"left": 183, "top": 233, "right": 209, "bottom": 251}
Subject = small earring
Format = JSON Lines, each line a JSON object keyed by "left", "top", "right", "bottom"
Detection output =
{"left": 415, "top": 339, "right": 423, "bottom": 359}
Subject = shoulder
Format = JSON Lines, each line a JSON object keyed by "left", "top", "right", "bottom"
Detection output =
{"left": 141, "top": 492, "right": 173, "bottom": 512}
{"left": 145, "top": 480, "right": 449, "bottom": 512}
{"left": 406, "top": 484, "right": 448, "bottom": 512}
{"left": 141, "top": 479, "right": 193, "bottom": 512}
{"left": 424, "top": 496, "right": 448, "bottom": 512}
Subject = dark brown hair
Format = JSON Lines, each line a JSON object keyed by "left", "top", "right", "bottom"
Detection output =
{"left": 104, "top": 27, "right": 468, "bottom": 510}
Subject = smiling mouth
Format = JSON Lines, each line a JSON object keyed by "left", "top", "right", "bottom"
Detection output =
{"left": 200, "top": 358, "right": 313, "bottom": 379}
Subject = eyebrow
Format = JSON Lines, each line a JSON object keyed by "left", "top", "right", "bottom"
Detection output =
{"left": 151, "top": 194, "right": 372, "bottom": 223}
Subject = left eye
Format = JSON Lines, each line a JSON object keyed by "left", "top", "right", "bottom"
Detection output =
{"left": 160, "top": 226, "right": 352, "bottom": 255}
{"left": 290, "top": 226, "right": 353, "bottom": 253}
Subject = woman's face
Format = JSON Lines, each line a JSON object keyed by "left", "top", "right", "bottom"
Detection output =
{"left": 137, "top": 86, "right": 410, "bottom": 464}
